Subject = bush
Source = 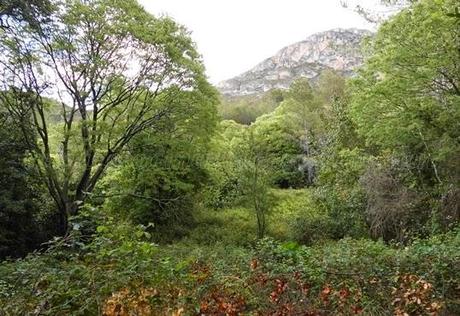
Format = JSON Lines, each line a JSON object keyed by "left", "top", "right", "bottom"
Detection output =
{"left": 270, "top": 189, "right": 333, "bottom": 244}
{"left": 1, "top": 224, "right": 458, "bottom": 315}
{"left": 360, "top": 159, "right": 432, "bottom": 242}
{"left": 253, "top": 229, "right": 460, "bottom": 315}
{"left": 314, "top": 148, "right": 370, "bottom": 239}
{"left": 0, "top": 217, "right": 158, "bottom": 315}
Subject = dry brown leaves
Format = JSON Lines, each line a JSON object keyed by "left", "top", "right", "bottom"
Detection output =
{"left": 102, "top": 287, "right": 158, "bottom": 316}
{"left": 392, "top": 274, "right": 443, "bottom": 316}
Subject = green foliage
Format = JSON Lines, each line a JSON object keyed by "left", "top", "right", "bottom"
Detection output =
{"left": 1, "top": 224, "right": 458, "bottom": 315}
{"left": 305, "top": 0, "right": 460, "bottom": 244}
{"left": 251, "top": 112, "right": 307, "bottom": 188}
{"left": 344, "top": 0, "right": 460, "bottom": 240}
{"left": 219, "top": 89, "right": 285, "bottom": 124}
{"left": 264, "top": 73, "right": 348, "bottom": 188}
{"left": 253, "top": 229, "right": 460, "bottom": 314}
{"left": 0, "top": 211, "right": 158, "bottom": 315}
{"left": 0, "top": 106, "right": 56, "bottom": 259}
{"left": 314, "top": 148, "right": 370, "bottom": 239}
{"left": 203, "top": 120, "right": 246, "bottom": 209}
{"left": 1, "top": 1, "right": 459, "bottom": 315}
{"left": 268, "top": 190, "right": 333, "bottom": 245}
{"left": 188, "top": 208, "right": 258, "bottom": 246}
{"left": 350, "top": 0, "right": 460, "bottom": 186}
{"left": 0, "top": 0, "right": 218, "bottom": 234}
{"left": 209, "top": 71, "right": 349, "bottom": 207}
{"left": 189, "top": 189, "right": 334, "bottom": 246}
{"left": 0, "top": 0, "right": 53, "bottom": 28}
{"left": 100, "top": 76, "right": 218, "bottom": 243}
{"left": 234, "top": 129, "right": 275, "bottom": 238}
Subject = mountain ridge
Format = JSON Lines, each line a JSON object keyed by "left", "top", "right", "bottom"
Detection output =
{"left": 217, "top": 28, "right": 372, "bottom": 96}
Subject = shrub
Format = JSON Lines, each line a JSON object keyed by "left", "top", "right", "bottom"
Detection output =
{"left": 360, "top": 160, "right": 430, "bottom": 242}
{"left": 1, "top": 226, "right": 458, "bottom": 315}
{"left": 314, "top": 148, "right": 370, "bottom": 239}
{"left": 270, "top": 189, "right": 334, "bottom": 244}
{"left": 0, "top": 217, "right": 158, "bottom": 315}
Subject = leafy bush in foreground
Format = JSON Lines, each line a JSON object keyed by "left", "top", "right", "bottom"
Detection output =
{"left": 1, "top": 224, "right": 458, "bottom": 315}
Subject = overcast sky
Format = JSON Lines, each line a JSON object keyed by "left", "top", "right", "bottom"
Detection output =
{"left": 138, "top": 0, "right": 380, "bottom": 84}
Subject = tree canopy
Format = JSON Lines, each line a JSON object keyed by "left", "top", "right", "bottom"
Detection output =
{"left": 0, "top": 0, "right": 218, "bottom": 234}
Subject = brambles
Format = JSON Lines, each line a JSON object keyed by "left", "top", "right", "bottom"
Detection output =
{"left": 0, "top": 229, "right": 459, "bottom": 314}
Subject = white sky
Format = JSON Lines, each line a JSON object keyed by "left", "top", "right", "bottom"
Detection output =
{"left": 138, "top": 0, "right": 380, "bottom": 84}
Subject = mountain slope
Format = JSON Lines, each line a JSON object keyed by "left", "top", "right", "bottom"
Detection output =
{"left": 217, "top": 28, "right": 371, "bottom": 96}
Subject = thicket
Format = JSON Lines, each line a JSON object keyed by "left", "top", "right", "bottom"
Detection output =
{"left": 0, "top": 219, "right": 458, "bottom": 314}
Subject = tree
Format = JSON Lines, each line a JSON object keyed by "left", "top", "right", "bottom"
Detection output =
{"left": 101, "top": 84, "right": 217, "bottom": 241}
{"left": 315, "top": 70, "right": 346, "bottom": 110}
{"left": 219, "top": 89, "right": 285, "bottom": 125}
{"left": 0, "top": 0, "right": 217, "bottom": 234}
{"left": 350, "top": 0, "right": 459, "bottom": 186}
{"left": 349, "top": 0, "right": 460, "bottom": 233}
{"left": 251, "top": 112, "right": 306, "bottom": 188}
{"left": 204, "top": 120, "right": 246, "bottom": 209}
{"left": 274, "top": 78, "right": 324, "bottom": 186}
{"left": 236, "top": 129, "right": 274, "bottom": 239}
{"left": 279, "top": 78, "right": 323, "bottom": 146}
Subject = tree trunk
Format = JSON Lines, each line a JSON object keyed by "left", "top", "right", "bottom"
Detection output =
{"left": 58, "top": 205, "right": 69, "bottom": 236}
{"left": 57, "top": 199, "right": 82, "bottom": 236}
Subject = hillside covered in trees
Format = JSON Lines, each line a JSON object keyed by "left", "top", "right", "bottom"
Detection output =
{"left": 0, "top": 0, "right": 459, "bottom": 315}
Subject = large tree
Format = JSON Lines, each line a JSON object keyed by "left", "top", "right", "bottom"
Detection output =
{"left": 0, "top": 0, "right": 217, "bottom": 234}
{"left": 349, "top": 0, "right": 460, "bottom": 233}
{"left": 350, "top": 0, "right": 459, "bottom": 184}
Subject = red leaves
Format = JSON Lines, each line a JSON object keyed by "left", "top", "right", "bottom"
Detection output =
{"left": 320, "top": 285, "right": 331, "bottom": 304}
{"left": 253, "top": 272, "right": 269, "bottom": 286}
{"left": 351, "top": 305, "right": 363, "bottom": 314}
{"left": 270, "top": 278, "right": 288, "bottom": 303}
{"left": 190, "top": 261, "right": 211, "bottom": 284}
{"left": 98, "top": 255, "right": 446, "bottom": 316}
{"left": 319, "top": 285, "right": 363, "bottom": 315}
{"left": 119, "top": 257, "right": 442, "bottom": 316}
{"left": 248, "top": 263, "right": 314, "bottom": 315}
{"left": 199, "top": 290, "right": 246, "bottom": 316}
{"left": 339, "top": 288, "right": 349, "bottom": 300}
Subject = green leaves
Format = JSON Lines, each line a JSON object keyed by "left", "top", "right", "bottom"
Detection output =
{"left": 0, "top": 0, "right": 219, "bottom": 234}
{"left": 350, "top": 0, "right": 460, "bottom": 153}
{"left": 343, "top": 0, "right": 460, "bottom": 237}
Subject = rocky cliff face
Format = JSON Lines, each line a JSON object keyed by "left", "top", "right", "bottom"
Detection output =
{"left": 217, "top": 28, "right": 371, "bottom": 96}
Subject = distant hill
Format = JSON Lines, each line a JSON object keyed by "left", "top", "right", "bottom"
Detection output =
{"left": 217, "top": 28, "right": 372, "bottom": 96}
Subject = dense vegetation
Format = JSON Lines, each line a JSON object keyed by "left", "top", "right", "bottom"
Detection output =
{"left": 0, "top": 0, "right": 459, "bottom": 315}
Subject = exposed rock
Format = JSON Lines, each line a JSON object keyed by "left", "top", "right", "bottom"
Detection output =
{"left": 217, "top": 28, "right": 372, "bottom": 96}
